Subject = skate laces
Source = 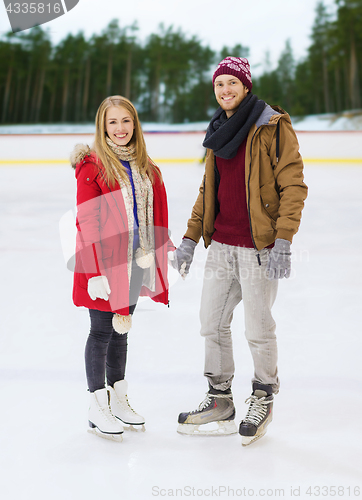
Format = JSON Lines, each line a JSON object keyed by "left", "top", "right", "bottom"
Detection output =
{"left": 118, "top": 394, "right": 137, "bottom": 414}
{"left": 99, "top": 401, "right": 118, "bottom": 423}
{"left": 243, "top": 395, "right": 271, "bottom": 426}
{"left": 195, "top": 393, "right": 213, "bottom": 412}
{"left": 193, "top": 392, "right": 232, "bottom": 413}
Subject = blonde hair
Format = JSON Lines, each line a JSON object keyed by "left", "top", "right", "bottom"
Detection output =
{"left": 93, "top": 95, "right": 161, "bottom": 186}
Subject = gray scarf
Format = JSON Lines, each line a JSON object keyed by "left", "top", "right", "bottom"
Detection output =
{"left": 203, "top": 94, "right": 266, "bottom": 159}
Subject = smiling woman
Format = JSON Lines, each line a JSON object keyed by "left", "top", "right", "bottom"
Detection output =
{"left": 106, "top": 107, "right": 135, "bottom": 147}
{"left": 69, "top": 94, "right": 175, "bottom": 442}
{"left": 93, "top": 96, "right": 151, "bottom": 187}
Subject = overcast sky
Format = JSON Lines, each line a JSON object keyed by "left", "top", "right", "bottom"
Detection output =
{"left": 1, "top": 0, "right": 338, "bottom": 75}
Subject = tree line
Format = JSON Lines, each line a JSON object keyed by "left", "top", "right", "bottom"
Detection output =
{"left": 1, "top": 0, "right": 361, "bottom": 124}
{"left": 254, "top": 0, "right": 362, "bottom": 116}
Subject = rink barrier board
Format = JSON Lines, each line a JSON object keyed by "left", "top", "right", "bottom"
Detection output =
{"left": 0, "top": 158, "right": 200, "bottom": 164}
{"left": 1, "top": 130, "right": 362, "bottom": 165}
{"left": 1, "top": 158, "right": 362, "bottom": 165}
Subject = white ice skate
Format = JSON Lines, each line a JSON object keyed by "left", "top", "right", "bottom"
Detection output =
{"left": 88, "top": 388, "right": 124, "bottom": 442}
{"left": 109, "top": 380, "right": 145, "bottom": 431}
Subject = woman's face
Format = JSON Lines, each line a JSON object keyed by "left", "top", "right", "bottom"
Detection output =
{"left": 105, "top": 106, "right": 134, "bottom": 146}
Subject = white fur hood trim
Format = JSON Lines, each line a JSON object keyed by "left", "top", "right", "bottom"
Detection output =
{"left": 70, "top": 143, "right": 91, "bottom": 169}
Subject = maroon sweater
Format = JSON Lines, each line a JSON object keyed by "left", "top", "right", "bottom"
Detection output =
{"left": 212, "top": 138, "right": 254, "bottom": 248}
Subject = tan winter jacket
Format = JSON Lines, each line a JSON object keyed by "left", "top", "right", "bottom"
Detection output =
{"left": 184, "top": 105, "right": 308, "bottom": 251}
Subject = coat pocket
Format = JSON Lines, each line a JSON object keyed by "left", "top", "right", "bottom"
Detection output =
{"left": 260, "top": 185, "right": 280, "bottom": 222}
{"left": 101, "top": 247, "right": 113, "bottom": 270}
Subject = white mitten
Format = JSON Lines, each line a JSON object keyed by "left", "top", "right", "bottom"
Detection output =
{"left": 87, "top": 276, "right": 111, "bottom": 301}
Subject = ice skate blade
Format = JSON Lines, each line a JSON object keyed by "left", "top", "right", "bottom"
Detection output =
{"left": 122, "top": 423, "right": 146, "bottom": 432}
{"left": 177, "top": 420, "right": 237, "bottom": 436}
{"left": 115, "top": 416, "right": 146, "bottom": 432}
{"left": 241, "top": 430, "right": 266, "bottom": 447}
{"left": 87, "top": 427, "right": 123, "bottom": 442}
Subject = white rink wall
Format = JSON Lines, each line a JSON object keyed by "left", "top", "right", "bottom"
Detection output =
{"left": 1, "top": 130, "right": 362, "bottom": 164}
{"left": 0, "top": 132, "right": 204, "bottom": 163}
{"left": 296, "top": 131, "right": 362, "bottom": 161}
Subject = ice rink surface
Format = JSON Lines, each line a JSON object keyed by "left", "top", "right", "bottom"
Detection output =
{"left": 0, "top": 156, "right": 361, "bottom": 499}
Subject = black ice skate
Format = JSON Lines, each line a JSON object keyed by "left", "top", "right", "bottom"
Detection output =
{"left": 239, "top": 384, "right": 274, "bottom": 446}
{"left": 177, "top": 388, "right": 237, "bottom": 436}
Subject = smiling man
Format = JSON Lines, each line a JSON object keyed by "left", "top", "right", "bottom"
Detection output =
{"left": 214, "top": 74, "right": 249, "bottom": 117}
{"left": 172, "top": 57, "right": 308, "bottom": 445}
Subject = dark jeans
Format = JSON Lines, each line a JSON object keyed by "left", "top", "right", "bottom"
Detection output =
{"left": 85, "top": 260, "right": 144, "bottom": 393}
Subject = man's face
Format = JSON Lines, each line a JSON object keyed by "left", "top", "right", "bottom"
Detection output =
{"left": 214, "top": 75, "right": 249, "bottom": 118}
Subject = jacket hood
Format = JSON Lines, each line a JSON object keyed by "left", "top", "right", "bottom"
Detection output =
{"left": 70, "top": 143, "right": 91, "bottom": 169}
{"left": 255, "top": 104, "right": 288, "bottom": 129}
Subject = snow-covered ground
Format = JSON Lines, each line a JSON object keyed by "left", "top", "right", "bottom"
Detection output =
{"left": 292, "top": 109, "right": 362, "bottom": 131}
{"left": 0, "top": 150, "right": 361, "bottom": 499}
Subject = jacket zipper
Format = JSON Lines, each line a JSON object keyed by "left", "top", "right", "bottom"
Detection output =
{"left": 247, "top": 129, "right": 261, "bottom": 265}
{"left": 202, "top": 174, "right": 206, "bottom": 247}
{"left": 247, "top": 119, "right": 281, "bottom": 266}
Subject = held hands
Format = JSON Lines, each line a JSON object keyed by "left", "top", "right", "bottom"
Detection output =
{"left": 266, "top": 239, "right": 292, "bottom": 280}
{"left": 87, "top": 275, "right": 111, "bottom": 301}
{"left": 169, "top": 238, "right": 197, "bottom": 279}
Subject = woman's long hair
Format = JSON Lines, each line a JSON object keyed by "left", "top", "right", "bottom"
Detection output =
{"left": 93, "top": 95, "right": 162, "bottom": 186}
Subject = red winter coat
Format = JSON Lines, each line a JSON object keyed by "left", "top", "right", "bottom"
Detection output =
{"left": 72, "top": 152, "right": 173, "bottom": 315}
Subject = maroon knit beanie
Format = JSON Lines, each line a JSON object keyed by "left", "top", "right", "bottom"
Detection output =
{"left": 212, "top": 56, "right": 253, "bottom": 91}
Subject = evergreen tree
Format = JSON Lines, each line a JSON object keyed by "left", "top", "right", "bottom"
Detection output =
{"left": 308, "top": 2, "right": 334, "bottom": 113}
{"left": 334, "top": 0, "right": 362, "bottom": 109}
{"left": 1, "top": 3, "right": 362, "bottom": 125}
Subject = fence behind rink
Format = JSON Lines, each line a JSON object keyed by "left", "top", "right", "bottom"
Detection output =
{"left": 0, "top": 130, "right": 361, "bottom": 165}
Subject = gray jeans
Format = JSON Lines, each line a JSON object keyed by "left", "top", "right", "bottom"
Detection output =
{"left": 200, "top": 240, "right": 279, "bottom": 394}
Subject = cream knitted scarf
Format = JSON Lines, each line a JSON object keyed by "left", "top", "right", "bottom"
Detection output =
{"left": 106, "top": 137, "right": 155, "bottom": 277}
